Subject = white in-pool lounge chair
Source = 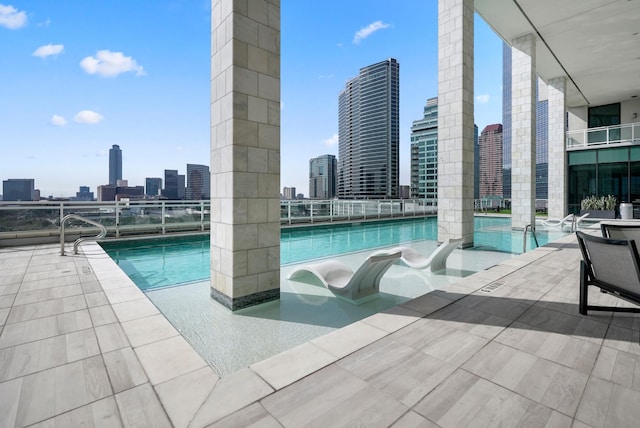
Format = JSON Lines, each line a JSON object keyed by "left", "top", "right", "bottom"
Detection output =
{"left": 372, "top": 238, "right": 463, "bottom": 272}
{"left": 538, "top": 213, "right": 575, "bottom": 228}
{"left": 286, "top": 249, "right": 401, "bottom": 303}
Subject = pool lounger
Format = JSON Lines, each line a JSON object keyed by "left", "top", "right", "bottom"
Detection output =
{"left": 287, "top": 249, "right": 402, "bottom": 303}
{"left": 372, "top": 238, "right": 463, "bottom": 272}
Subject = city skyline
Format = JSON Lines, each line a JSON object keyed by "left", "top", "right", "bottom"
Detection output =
{"left": 0, "top": 1, "right": 503, "bottom": 197}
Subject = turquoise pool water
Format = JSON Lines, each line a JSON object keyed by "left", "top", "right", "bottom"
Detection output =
{"left": 101, "top": 216, "right": 566, "bottom": 291}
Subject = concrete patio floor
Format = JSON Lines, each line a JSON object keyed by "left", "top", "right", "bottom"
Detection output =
{"left": 1, "top": 231, "right": 639, "bottom": 427}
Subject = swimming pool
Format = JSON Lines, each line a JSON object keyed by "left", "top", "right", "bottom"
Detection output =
{"left": 101, "top": 216, "right": 566, "bottom": 291}
{"left": 99, "top": 215, "right": 566, "bottom": 376}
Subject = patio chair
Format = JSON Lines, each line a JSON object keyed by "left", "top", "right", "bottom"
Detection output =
{"left": 371, "top": 238, "right": 463, "bottom": 272}
{"left": 575, "top": 231, "right": 640, "bottom": 315}
{"left": 286, "top": 249, "right": 402, "bottom": 303}
{"left": 600, "top": 223, "right": 640, "bottom": 243}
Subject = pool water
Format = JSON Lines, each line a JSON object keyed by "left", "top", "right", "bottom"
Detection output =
{"left": 101, "top": 216, "right": 566, "bottom": 292}
{"left": 99, "top": 215, "right": 567, "bottom": 376}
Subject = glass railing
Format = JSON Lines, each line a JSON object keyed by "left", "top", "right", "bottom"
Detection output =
{"left": 0, "top": 198, "right": 437, "bottom": 245}
{"left": 566, "top": 121, "right": 640, "bottom": 149}
{"left": 280, "top": 199, "right": 437, "bottom": 225}
{"left": 0, "top": 200, "right": 210, "bottom": 244}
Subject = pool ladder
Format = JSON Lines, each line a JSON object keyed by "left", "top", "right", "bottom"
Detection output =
{"left": 523, "top": 224, "right": 539, "bottom": 253}
{"left": 60, "top": 214, "right": 108, "bottom": 255}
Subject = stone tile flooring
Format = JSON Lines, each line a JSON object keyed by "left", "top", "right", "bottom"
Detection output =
{"left": 0, "top": 232, "right": 639, "bottom": 427}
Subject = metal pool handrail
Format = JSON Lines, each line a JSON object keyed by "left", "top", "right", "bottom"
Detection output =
{"left": 60, "top": 214, "right": 108, "bottom": 255}
{"left": 523, "top": 224, "right": 539, "bottom": 253}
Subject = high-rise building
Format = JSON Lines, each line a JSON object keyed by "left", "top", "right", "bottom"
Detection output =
{"left": 502, "top": 43, "right": 512, "bottom": 200}
{"left": 145, "top": 178, "right": 162, "bottom": 197}
{"left": 309, "top": 155, "right": 337, "bottom": 199}
{"left": 74, "top": 186, "right": 94, "bottom": 201}
{"left": 536, "top": 84, "right": 549, "bottom": 200}
{"left": 163, "top": 170, "right": 180, "bottom": 199}
{"left": 502, "top": 42, "right": 549, "bottom": 200}
{"left": 282, "top": 187, "right": 296, "bottom": 200}
{"left": 109, "top": 145, "right": 122, "bottom": 186}
{"left": 2, "top": 179, "right": 35, "bottom": 201}
{"left": 479, "top": 124, "right": 504, "bottom": 198}
{"left": 474, "top": 124, "right": 480, "bottom": 199}
{"left": 186, "top": 164, "right": 210, "bottom": 200}
{"left": 410, "top": 97, "right": 438, "bottom": 199}
{"left": 338, "top": 58, "right": 399, "bottom": 199}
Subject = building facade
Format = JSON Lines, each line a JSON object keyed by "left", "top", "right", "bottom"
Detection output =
{"left": 410, "top": 97, "right": 438, "bottom": 199}
{"left": 145, "top": 178, "right": 162, "bottom": 197}
{"left": 186, "top": 164, "right": 211, "bottom": 200}
{"left": 309, "top": 154, "right": 337, "bottom": 199}
{"left": 109, "top": 145, "right": 122, "bottom": 186}
{"left": 338, "top": 58, "right": 399, "bottom": 199}
{"left": 74, "top": 186, "right": 94, "bottom": 201}
{"left": 2, "top": 179, "right": 35, "bottom": 201}
{"left": 163, "top": 170, "right": 184, "bottom": 200}
{"left": 479, "top": 124, "right": 504, "bottom": 198}
{"left": 282, "top": 187, "right": 296, "bottom": 200}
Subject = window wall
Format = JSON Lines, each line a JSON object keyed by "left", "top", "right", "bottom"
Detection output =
{"left": 568, "top": 146, "right": 640, "bottom": 213}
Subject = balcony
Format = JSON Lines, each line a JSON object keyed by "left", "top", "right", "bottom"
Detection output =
{"left": 566, "top": 121, "right": 640, "bottom": 150}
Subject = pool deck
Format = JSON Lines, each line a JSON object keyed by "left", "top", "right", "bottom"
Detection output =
{"left": 1, "top": 231, "right": 640, "bottom": 427}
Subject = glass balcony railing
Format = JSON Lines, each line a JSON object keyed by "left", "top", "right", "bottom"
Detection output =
{"left": 0, "top": 200, "right": 210, "bottom": 245}
{"left": 280, "top": 199, "right": 437, "bottom": 225}
{"left": 0, "top": 198, "right": 438, "bottom": 245}
{"left": 566, "top": 121, "right": 640, "bottom": 150}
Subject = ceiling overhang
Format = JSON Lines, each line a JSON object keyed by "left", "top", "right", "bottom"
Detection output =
{"left": 475, "top": 0, "right": 640, "bottom": 108}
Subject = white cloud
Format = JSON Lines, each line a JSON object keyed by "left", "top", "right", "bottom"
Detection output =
{"left": 476, "top": 94, "right": 490, "bottom": 104}
{"left": 50, "top": 114, "right": 66, "bottom": 126}
{"left": 353, "top": 20, "right": 390, "bottom": 44}
{"left": 96, "top": 149, "right": 107, "bottom": 157}
{"left": 80, "top": 50, "right": 145, "bottom": 77}
{"left": 74, "top": 110, "right": 104, "bottom": 124}
{"left": 33, "top": 44, "right": 64, "bottom": 59}
{"left": 323, "top": 133, "right": 339, "bottom": 147}
{"left": 0, "top": 4, "right": 27, "bottom": 29}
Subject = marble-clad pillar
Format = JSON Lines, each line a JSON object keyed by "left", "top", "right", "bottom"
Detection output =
{"left": 510, "top": 34, "right": 536, "bottom": 230}
{"left": 437, "top": 0, "right": 475, "bottom": 246}
{"left": 210, "top": 0, "right": 281, "bottom": 310}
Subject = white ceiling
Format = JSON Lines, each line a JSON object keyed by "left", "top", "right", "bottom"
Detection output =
{"left": 475, "top": 0, "right": 640, "bottom": 107}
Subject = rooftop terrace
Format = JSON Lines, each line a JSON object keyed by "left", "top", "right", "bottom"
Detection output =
{"left": 1, "top": 228, "right": 639, "bottom": 427}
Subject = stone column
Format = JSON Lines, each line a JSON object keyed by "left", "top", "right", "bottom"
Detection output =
{"left": 437, "top": 0, "right": 475, "bottom": 246}
{"left": 210, "top": 0, "right": 281, "bottom": 310}
{"left": 510, "top": 34, "right": 536, "bottom": 230}
{"left": 547, "top": 76, "right": 567, "bottom": 219}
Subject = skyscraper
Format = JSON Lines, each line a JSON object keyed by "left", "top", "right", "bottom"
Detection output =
{"left": 410, "top": 97, "right": 438, "bottom": 199}
{"left": 186, "top": 164, "right": 211, "bottom": 200}
{"left": 2, "top": 179, "right": 35, "bottom": 201}
{"left": 145, "top": 178, "right": 162, "bottom": 197}
{"left": 474, "top": 124, "right": 480, "bottom": 199}
{"left": 338, "top": 58, "right": 399, "bottom": 199}
{"left": 479, "top": 124, "right": 504, "bottom": 198}
{"left": 163, "top": 169, "right": 181, "bottom": 199}
{"left": 502, "top": 42, "right": 549, "bottom": 200}
{"left": 109, "top": 145, "right": 122, "bottom": 186}
{"left": 309, "top": 154, "right": 337, "bottom": 199}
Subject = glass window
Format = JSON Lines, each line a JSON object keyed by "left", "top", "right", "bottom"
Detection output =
{"left": 588, "top": 103, "right": 620, "bottom": 128}
{"left": 597, "top": 162, "right": 628, "bottom": 202}
{"left": 568, "top": 150, "right": 596, "bottom": 165}
{"left": 630, "top": 162, "right": 640, "bottom": 203}
{"left": 598, "top": 147, "right": 628, "bottom": 163}
{"left": 568, "top": 164, "right": 597, "bottom": 213}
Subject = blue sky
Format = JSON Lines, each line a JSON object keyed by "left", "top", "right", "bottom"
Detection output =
{"left": 0, "top": 1, "right": 503, "bottom": 198}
